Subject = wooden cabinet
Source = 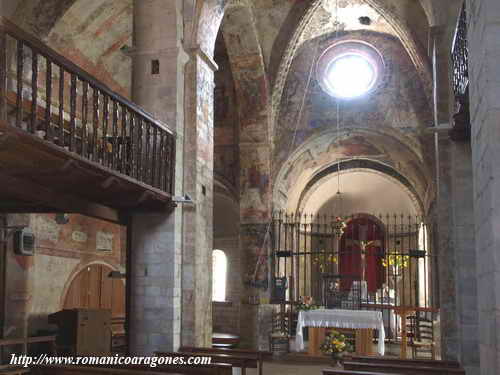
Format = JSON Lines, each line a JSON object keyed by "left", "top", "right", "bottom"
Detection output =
{"left": 48, "top": 309, "right": 111, "bottom": 356}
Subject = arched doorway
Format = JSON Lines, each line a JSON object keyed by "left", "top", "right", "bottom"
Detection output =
{"left": 63, "top": 264, "right": 125, "bottom": 318}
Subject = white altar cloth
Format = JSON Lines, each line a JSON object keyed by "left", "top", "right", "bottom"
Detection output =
{"left": 295, "top": 309, "right": 385, "bottom": 356}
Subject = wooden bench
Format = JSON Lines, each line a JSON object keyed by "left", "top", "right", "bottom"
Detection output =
{"left": 32, "top": 364, "right": 177, "bottom": 375}
{"left": 0, "top": 365, "right": 30, "bottom": 375}
{"left": 0, "top": 335, "right": 56, "bottom": 375}
{"left": 350, "top": 355, "right": 460, "bottom": 368}
{"left": 343, "top": 361, "right": 466, "bottom": 375}
{"left": 211, "top": 334, "right": 239, "bottom": 349}
{"left": 33, "top": 363, "right": 232, "bottom": 375}
{"left": 180, "top": 346, "right": 270, "bottom": 375}
{"left": 323, "top": 369, "right": 403, "bottom": 375}
{"left": 156, "top": 351, "right": 256, "bottom": 375}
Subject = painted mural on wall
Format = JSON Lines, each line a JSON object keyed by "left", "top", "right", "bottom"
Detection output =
{"left": 273, "top": 30, "right": 433, "bottom": 208}
{"left": 214, "top": 33, "right": 240, "bottom": 188}
{"left": 4, "top": 213, "right": 125, "bottom": 337}
{"left": 242, "top": 223, "right": 270, "bottom": 289}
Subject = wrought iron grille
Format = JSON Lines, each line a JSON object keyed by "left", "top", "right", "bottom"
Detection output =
{"left": 451, "top": 2, "right": 469, "bottom": 99}
{"left": 270, "top": 211, "right": 437, "bottom": 342}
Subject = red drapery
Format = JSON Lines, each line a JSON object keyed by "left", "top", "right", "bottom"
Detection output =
{"left": 339, "top": 217, "right": 385, "bottom": 293}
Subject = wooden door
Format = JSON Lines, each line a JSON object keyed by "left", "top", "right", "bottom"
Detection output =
{"left": 64, "top": 264, "right": 125, "bottom": 318}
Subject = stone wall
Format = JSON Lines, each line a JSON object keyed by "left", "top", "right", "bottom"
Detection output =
{"left": 3, "top": 213, "right": 124, "bottom": 339}
{"left": 212, "top": 302, "right": 240, "bottom": 334}
{"left": 212, "top": 236, "right": 242, "bottom": 335}
{"left": 467, "top": 0, "right": 500, "bottom": 373}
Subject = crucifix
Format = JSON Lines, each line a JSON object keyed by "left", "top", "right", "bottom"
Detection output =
{"left": 345, "top": 224, "right": 382, "bottom": 282}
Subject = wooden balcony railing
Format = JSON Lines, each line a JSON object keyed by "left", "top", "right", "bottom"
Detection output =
{"left": 0, "top": 17, "right": 175, "bottom": 195}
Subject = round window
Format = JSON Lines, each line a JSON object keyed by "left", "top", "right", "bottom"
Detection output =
{"left": 317, "top": 41, "right": 384, "bottom": 99}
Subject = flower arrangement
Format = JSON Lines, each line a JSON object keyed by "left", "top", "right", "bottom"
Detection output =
{"left": 382, "top": 254, "right": 410, "bottom": 268}
{"left": 296, "top": 296, "right": 319, "bottom": 311}
{"left": 333, "top": 217, "right": 348, "bottom": 238}
{"left": 313, "top": 253, "right": 338, "bottom": 273}
{"left": 382, "top": 254, "right": 410, "bottom": 276}
{"left": 320, "top": 330, "right": 353, "bottom": 356}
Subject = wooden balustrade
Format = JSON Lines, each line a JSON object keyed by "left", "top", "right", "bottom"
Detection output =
{"left": 0, "top": 17, "right": 175, "bottom": 195}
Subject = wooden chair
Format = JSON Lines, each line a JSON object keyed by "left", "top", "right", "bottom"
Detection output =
{"left": 407, "top": 312, "right": 436, "bottom": 360}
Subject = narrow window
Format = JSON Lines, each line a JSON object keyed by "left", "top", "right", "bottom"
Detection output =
{"left": 151, "top": 60, "right": 160, "bottom": 75}
{"left": 212, "top": 249, "right": 227, "bottom": 302}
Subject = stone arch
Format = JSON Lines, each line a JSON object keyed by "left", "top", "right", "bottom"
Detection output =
{"left": 8, "top": 0, "right": 78, "bottom": 39}
{"left": 195, "top": 0, "right": 227, "bottom": 57}
{"left": 297, "top": 159, "right": 424, "bottom": 216}
{"left": 59, "top": 259, "right": 124, "bottom": 310}
{"left": 273, "top": 127, "right": 431, "bottom": 213}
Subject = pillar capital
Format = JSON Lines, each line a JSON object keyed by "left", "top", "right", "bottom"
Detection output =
{"left": 188, "top": 45, "right": 219, "bottom": 72}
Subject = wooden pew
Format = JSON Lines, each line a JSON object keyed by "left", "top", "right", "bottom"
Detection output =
{"left": 343, "top": 361, "right": 465, "bottom": 375}
{"left": 32, "top": 364, "right": 177, "bottom": 375}
{"left": 179, "top": 346, "right": 269, "bottom": 375}
{"left": 156, "top": 351, "right": 256, "bottom": 375}
{"left": 350, "top": 355, "right": 460, "bottom": 368}
{"left": 0, "top": 365, "right": 30, "bottom": 375}
{"left": 33, "top": 362, "right": 232, "bottom": 375}
{"left": 323, "top": 369, "right": 403, "bottom": 375}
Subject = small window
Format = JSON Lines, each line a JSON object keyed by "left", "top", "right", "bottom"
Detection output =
{"left": 212, "top": 249, "right": 227, "bottom": 302}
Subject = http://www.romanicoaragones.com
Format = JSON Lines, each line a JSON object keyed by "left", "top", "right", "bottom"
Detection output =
{"left": 10, "top": 353, "right": 212, "bottom": 368}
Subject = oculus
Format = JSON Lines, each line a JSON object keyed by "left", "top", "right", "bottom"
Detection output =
{"left": 317, "top": 40, "right": 385, "bottom": 99}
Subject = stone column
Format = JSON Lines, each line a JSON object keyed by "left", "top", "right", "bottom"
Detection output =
{"left": 218, "top": 3, "right": 274, "bottom": 349}
{"left": 128, "top": 0, "right": 186, "bottom": 354}
{"left": 181, "top": 47, "right": 218, "bottom": 347}
{"left": 433, "top": 19, "right": 480, "bottom": 372}
{"left": 436, "top": 131, "right": 460, "bottom": 361}
{"left": 467, "top": 0, "right": 500, "bottom": 373}
{"left": 450, "top": 141, "right": 480, "bottom": 375}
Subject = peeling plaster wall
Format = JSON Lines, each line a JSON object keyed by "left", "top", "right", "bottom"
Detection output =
{"left": 4, "top": 214, "right": 125, "bottom": 338}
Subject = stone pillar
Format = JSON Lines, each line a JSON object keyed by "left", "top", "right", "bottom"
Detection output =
{"left": 181, "top": 47, "right": 217, "bottom": 347}
{"left": 450, "top": 141, "right": 480, "bottom": 375}
{"left": 218, "top": 3, "right": 273, "bottom": 349}
{"left": 467, "top": 0, "right": 500, "bottom": 373}
{"left": 436, "top": 132, "right": 460, "bottom": 361}
{"left": 433, "top": 18, "right": 480, "bottom": 372}
{"left": 128, "top": 0, "right": 186, "bottom": 354}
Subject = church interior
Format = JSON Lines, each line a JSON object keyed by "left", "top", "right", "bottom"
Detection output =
{"left": 0, "top": 0, "right": 497, "bottom": 374}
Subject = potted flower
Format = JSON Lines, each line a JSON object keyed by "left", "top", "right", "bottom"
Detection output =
{"left": 296, "top": 296, "right": 319, "bottom": 311}
{"left": 320, "top": 330, "right": 353, "bottom": 367}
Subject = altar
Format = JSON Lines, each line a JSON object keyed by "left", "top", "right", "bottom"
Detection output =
{"left": 295, "top": 309, "right": 385, "bottom": 356}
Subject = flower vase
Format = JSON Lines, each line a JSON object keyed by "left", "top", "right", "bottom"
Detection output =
{"left": 330, "top": 353, "right": 343, "bottom": 368}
